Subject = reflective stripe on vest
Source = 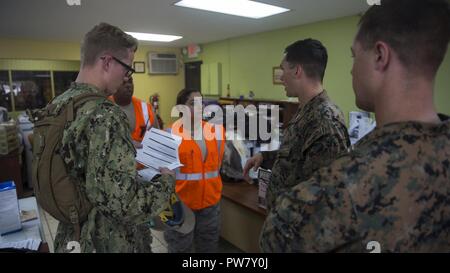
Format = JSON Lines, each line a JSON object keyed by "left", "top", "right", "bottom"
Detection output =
{"left": 141, "top": 101, "right": 149, "bottom": 129}
{"left": 175, "top": 170, "right": 219, "bottom": 181}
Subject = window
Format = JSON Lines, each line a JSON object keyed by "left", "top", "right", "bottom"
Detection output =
{"left": 0, "top": 59, "right": 80, "bottom": 112}
{"left": 11, "top": 71, "right": 51, "bottom": 111}
{"left": 53, "top": 71, "right": 78, "bottom": 96}
{"left": 0, "top": 70, "right": 12, "bottom": 111}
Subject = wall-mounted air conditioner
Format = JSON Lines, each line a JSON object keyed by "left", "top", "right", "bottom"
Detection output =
{"left": 148, "top": 52, "right": 178, "bottom": 75}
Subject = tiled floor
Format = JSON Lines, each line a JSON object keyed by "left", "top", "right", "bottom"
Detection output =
{"left": 39, "top": 210, "right": 56, "bottom": 253}
{"left": 40, "top": 211, "right": 170, "bottom": 253}
{"left": 40, "top": 210, "right": 242, "bottom": 253}
{"left": 150, "top": 229, "right": 169, "bottom": 253}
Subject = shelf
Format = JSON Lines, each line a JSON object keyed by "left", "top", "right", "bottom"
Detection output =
{"left": 217, "top": 97, "right": 299, "bottom": 129}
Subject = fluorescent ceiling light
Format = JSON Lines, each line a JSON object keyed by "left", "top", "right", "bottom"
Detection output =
{"left": 125, "top": 32, "right": 182, "bottom": 42}
{"left": 174, "top": 0, "right": 289, "bottom": 19}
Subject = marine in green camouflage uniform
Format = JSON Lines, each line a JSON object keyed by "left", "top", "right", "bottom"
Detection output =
{"left": 263, "top": 90, "right": 350, "bottom": 210}
{"left": 52, "top": 83, "right": 175, "bottom": 253}
{"left": 260, "top": 116, "right": 450, "bottom": 252}
{"left": 260, "top": 0, "right": 450, "bottom": 252}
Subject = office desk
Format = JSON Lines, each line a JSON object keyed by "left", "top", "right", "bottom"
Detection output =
{"left": 221, "top": 181, "right": 267, "bottom": 253}
{"left": 0, "top": 197, "right": 49, "bottom": 252}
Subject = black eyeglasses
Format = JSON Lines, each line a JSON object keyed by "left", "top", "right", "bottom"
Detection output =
{"left": 110, "top": 56, "right": 135, "bottom": 77}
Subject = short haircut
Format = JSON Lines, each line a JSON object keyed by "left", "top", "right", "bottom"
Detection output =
{"left": 356, "top": 0, "right": 450, "bottom": 77}
{"left": 284, "top": 38, "right": 328, "bottom": 82}
{"left": 176, "top": 88, "right": 201, "bottom": 105}
{"left": 80, "top": 22, "right": 138, "bottom": 67}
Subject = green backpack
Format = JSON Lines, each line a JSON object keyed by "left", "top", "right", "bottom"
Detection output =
{"left": 28, "top": 93, "right": 108, "bottom": 239}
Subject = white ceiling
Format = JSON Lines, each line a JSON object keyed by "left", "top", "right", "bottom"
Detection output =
{"left": 0, "top": 0, "right": 369, "bottom": 48}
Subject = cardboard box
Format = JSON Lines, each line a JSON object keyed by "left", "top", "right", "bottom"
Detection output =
{"left": 0, "top": 181, "right": 22, "bottom": 235}
{"left": 0, "top": 122, "right": 20, "bottom": 155}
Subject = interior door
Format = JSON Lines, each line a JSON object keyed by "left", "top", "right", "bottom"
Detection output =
{"left": 185, "top": 61, "right": 202, "bottom": 91}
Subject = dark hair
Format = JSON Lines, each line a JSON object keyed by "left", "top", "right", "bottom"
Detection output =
{"left": 356, "top": 0, "right": 450, "bottom": 77}
{"left": 284, "top": 38, "right": 328, "bottom": 82}
{"left": 80, "top": 22, "right": 138, "bottom": 67}
{"left": 176, "top": 88, "right": 201, "bottom": 105}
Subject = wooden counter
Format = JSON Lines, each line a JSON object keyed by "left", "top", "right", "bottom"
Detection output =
{"left": 220, "top": 180, "right": 267, "bottom": 253}
{"left": 222, "top": 181, "right": 267, "bottom": 217}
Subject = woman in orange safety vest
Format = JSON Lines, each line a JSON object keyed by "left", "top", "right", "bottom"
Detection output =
{"left": 164, "top": 88, "right": 225, "bottom": 253}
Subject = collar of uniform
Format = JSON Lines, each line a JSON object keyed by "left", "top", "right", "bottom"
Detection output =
{"left": 301, "top": 90, "right": 328, "bottom": 113}
{"left": 357, "top": 114, "right": 450, "bottom": 147}
{"left": 291, "top": 90, "right": 328, "bottom": 125}
{"left": 70, "top": 82, "right": 106, "bottom": 97}
{"left": 437, "top": 113, "right": 449, "bottom": 123}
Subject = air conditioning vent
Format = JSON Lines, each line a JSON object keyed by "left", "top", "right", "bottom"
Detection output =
{"left": 148, "top": 52, "right": 178, "bottom": 74}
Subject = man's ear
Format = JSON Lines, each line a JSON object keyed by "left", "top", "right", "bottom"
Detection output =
{"left": 101, "top": 56, "right": 110, "bottom": 72}
{"left": 294, "top": 64, "right": 303, "bottom": 79}
{"left": 374, "top": 41, "right": 390, "bottom": 72}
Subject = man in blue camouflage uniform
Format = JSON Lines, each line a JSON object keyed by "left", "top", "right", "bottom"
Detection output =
{"left": 260, "top": 0, "right": 450, "bottom": 252}
{"left": 52, "top": 23, "right": 175, "bottom": 252}
{"left": 244, "top": 39, "right": 350, "bottom": 211}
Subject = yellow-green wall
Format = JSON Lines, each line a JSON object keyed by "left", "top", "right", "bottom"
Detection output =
{"left": 132, "top": 47, "right": 184, "bottom": 127}
{"left": 191, "top": 15, "right": 450, "bottom": 121}
{"left": 2, "top": 14, "right": 449, "bottom": 124}
{"left": 0, "top": 38, "right": 185, "bottom": 126}
{"left": 0, "top": 59, "right": 80, "bottom": 71}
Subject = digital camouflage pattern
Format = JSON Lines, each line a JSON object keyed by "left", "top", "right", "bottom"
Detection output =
{"left": 263, "top": 91, "right": 350, "bottom": 210}
{"left": 260, "top": 116, "right": 450, "bottom": 252}
{"left": 51, "top": 82, "right": 175, "bottom": 253}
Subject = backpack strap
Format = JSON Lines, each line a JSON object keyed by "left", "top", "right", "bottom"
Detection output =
{"left": 73, "top": 92, "right": 107, "bottom": 107}
{"left": 63, "top": 92, "right": 108, "bottom": 242}
{"left": 67, "top": 93, "right": 108, "bottom": 122}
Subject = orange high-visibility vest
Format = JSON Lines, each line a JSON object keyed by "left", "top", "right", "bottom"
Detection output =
{"left": 171, "top": 120, "right": 225, "bottom": 210}
{"left": 109, "top": 96, "right": 155, "bottom": 142}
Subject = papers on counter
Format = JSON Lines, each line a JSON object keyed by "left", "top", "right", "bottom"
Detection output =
{"left": 136, "top": 128, "right": 183, "bottom": 181}
{"left": 0, "top": 238, "right": 41, "bottom": 251}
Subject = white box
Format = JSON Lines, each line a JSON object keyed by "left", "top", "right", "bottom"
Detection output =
{"left": 0, "top": 181, "right": 22, "bottom": 235}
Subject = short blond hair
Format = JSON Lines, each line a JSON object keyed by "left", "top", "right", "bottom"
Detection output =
{"left": 80, "top": 22, "right": 138, "bottom": 67}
